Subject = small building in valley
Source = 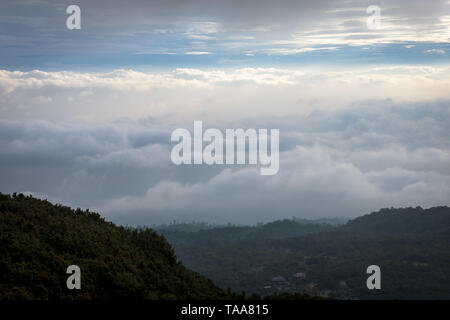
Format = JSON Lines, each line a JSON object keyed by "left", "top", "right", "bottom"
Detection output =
{"left": 293, "top": 272, "right": 306, "bottom": 279}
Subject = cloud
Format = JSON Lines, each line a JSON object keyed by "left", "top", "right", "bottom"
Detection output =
{"left": 1, "top": 100, "right": 450, "bottom": 225}
{"left": 185, "top": 51, "right": 213, "bottom": 55}
{"left": 1, "top": 66, "right": 450, "bottom": 124}
{"left": 425, "top": 49, "right": 446, "bottom": 54}
{"left": 264, "top": 47, "right": 339, "bottom": 55}
{"left": 1, "top": 0, "right": 449, "bottom": 68}
{"left": 1, "top": 1, "right": 450, "bottom": 225}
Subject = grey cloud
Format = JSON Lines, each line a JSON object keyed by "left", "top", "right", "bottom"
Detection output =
{"left": 1, "top": 100, "right": 450, "bottom": 224}
{"left": 1, "top": 0, "right": 449, "bottom": 64}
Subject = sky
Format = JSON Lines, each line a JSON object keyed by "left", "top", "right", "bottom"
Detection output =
{"left": 1, "top": 0, "right": 450, "bottom": 225}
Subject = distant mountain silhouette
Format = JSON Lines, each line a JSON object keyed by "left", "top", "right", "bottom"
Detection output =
{"left": 343, "top": 206, "right": 450, "bottom": 235}
{"left": 159, "top": 219, "right": 335, "bottom": 247}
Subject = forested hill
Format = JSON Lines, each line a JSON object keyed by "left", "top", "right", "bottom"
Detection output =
{"left": 0, "top": 193, "right": 231, "bottom": 300}
{"left": 344, "top": 206, "right": 450, "bottom": 235}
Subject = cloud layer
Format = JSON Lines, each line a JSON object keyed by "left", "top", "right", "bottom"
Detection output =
{"left": 1, "top": 97, "right": 449, "bottom": 224}
{"left": 1, "top": 66, "right": 450, "bottom": 123}
{"left": 1, "top": 1, "right": 450, "bottom": 225}
{"left": 1, "top": 0, "right": 449, "bottom": 68}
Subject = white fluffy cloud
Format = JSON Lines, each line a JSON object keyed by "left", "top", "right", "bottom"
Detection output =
{"left": 1, "top": 67, "right": 450, "bottom": 123}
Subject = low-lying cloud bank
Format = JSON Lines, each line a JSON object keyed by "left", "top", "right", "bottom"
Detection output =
{"left": 1, "top": 99, "right": 449, "bottom": 224}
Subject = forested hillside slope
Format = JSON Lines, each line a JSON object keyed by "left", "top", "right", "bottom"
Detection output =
{"left": 0, "top": 193, "right": 230, "bottom": 300}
